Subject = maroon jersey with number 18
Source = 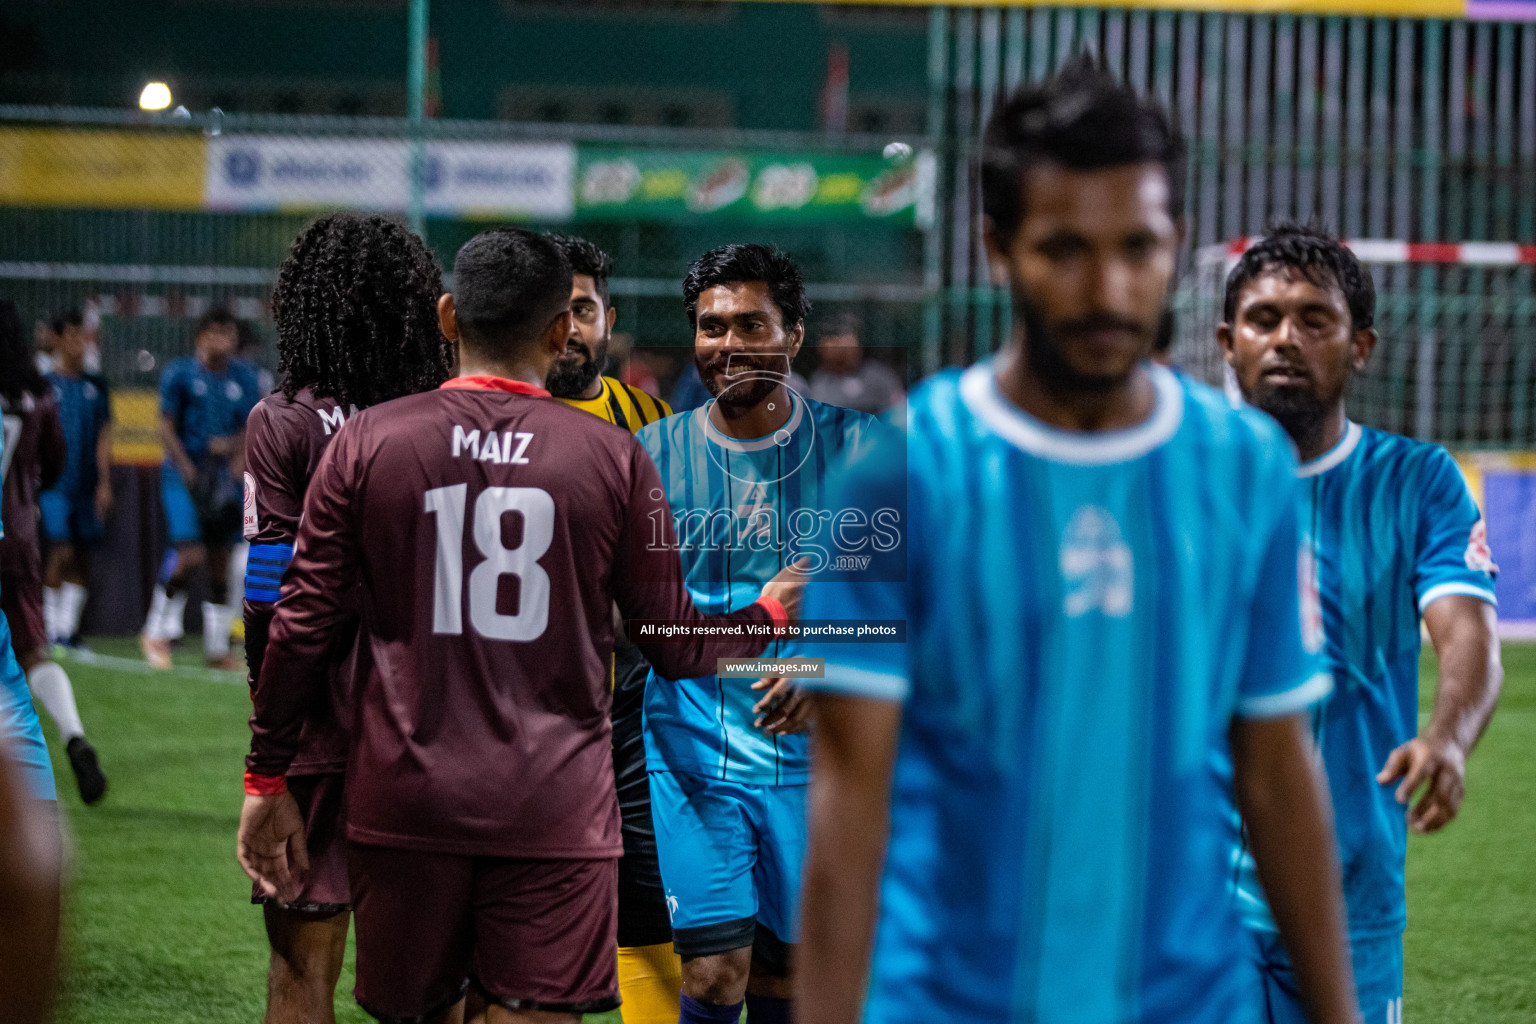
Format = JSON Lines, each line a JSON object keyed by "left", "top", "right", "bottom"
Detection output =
{"left": 242, "top": 386, "right": 359, "bottom": 776}
{"left": 248, "top": 376, "right": 784, "bottom": 859}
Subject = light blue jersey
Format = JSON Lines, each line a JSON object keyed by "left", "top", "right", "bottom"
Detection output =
{"left": 637, "top": 391, "right": 882, "bottom": 784}
{"left": 1234, "top": 421, "right": 1497, "bottom": 943}
{"left": 804, "top": 362, "right": 1330, "bottom": 1024}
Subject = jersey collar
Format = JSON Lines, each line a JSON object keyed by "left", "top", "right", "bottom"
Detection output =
{"left": 961, "top": 360, "right": 1184, "bottom": 465}
{"left": 1297, "top": 420, "right": 1361, "bottom": 478}
{"left": 697, "top": 388, "right": 807, "bottom": 453}
{"left": 440, "top": 375, "right": 550, "bottom": 398}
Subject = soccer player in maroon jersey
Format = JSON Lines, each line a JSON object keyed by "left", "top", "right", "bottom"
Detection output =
{"left": 243, "top": 213, "right": 452, "bottom": 1024}
{"left": 238, "top": 228, "right": 801, "bottom": 1024}
{"left": 0, "top": 300, "right": 106, "bottom": 805}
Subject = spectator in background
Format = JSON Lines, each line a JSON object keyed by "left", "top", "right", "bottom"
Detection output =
{"left": 807, "top": 313, "right": 903, "bottom": 415}
{"left": 41, "top": 309, "right": 113, "bottom": 651}
{"left": 140, "top": 307, "right": 260, "bottom": 671}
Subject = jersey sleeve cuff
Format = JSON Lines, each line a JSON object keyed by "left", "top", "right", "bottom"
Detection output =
{"left": 243, "top": 771, "right": 288, "bottom": 796}
{"left": 1235, "top": 671, "right": 1333, "bottom": 720}
{"left": 1418, "top": 581, "right": 1498, "bottom": 613}
{"left": 754, "top": 596, "right": 788, "bottom": 634}
{"left": 801, "top": 660, "right": 910, "bottom": 703}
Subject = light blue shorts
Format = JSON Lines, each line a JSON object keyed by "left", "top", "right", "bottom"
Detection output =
{"left": 1252, "top": 929, "right": 1402, "bottom": 1024}
{"left": 649, "top": 769, "right": 806, "bottom": 960}
{"left": 0, "top": 603, "right": 56, "bottom": 801}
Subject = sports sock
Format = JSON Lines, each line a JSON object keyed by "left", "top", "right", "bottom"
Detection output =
{"left": 745, "top": 993, "right": 792, "bottom": 1023}
{"left": 202, "top": 602, "right": 232, "bottom": 658}
{"left": 145, "top": 587, "right": 188, "bottom": 641}
{"left": 679, "top": 994, "right": 744, "bottom": 1024}
{"left": 44, "top": 586, "right": 62, "bottom": 643}
{"left": 59, "top": 581, "right": 88, "bottom": 640}
{"left": 618, "top": 943, "right": 683, "bottom": 1024}
{"left": 26, "top": 660, "right": 85, "bottom": 742}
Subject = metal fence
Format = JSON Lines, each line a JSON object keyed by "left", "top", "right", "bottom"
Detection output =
{"left": 4, "top": 8, "right": 1536, "bottom": 447}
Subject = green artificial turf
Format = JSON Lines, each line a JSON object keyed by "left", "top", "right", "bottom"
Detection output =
{"left": 35, "top": 637, "right": 1536, "bottom": 1022}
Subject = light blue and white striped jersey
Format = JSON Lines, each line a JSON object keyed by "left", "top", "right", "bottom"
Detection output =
{"left": 637, "top": 391, "right": 882, "bottom": 784}
{"left": 1232, "top": 421, "right": 1498, "bottom": 941}
{"left": 804, "top": 361, "right": 1330, "bottom": 1024}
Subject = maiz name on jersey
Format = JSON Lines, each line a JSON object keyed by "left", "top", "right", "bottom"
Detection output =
{"left": 803, "top": 362, "right": 1332, "bottom": 1024}
{"left": 248, "top": 381, "right": 779, "bottom": 859}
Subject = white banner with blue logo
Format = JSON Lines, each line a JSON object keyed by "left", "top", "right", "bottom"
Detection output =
{"left": 205, "top": 136, "right": 575, "bottom": 220}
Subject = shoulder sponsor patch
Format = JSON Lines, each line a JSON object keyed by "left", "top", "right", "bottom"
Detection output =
{"left": 1465, "top": 519, "right": 1498, "bottom": 575}
{"left": 242, "top": 471, "right": 259, "bottom": 539}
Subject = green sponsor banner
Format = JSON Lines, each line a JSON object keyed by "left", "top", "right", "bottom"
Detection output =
{"left": 575, "top": 147, "right": 933, "bottom": 226}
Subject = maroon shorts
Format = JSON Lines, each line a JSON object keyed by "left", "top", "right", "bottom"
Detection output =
{"left": 347, "top": 845, "right": 619, "bottom": 1022}
{"left": 251, "top": 772, "right": 350, "bottom": 913}
{"left": 0, "top": 570, "right": 46, "bottom": 658}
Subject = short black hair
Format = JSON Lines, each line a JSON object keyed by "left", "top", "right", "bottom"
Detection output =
{"left": 544, "top": 233, "right": 613, "bottom": 306}
{"left": 1223, "top": 222, "right": 1375, "bottom": 332}
{"left": 271, "top": 212, "right": 451, "bottom": 409}
{"left": 981, "top": 55, "right": 1187, "bottom": 242}
{"left": 452, "top": 228, "right": 573, "bottom": 356}
{"left": 819, "top": 312, "right": 863, "bottom": 340}
{"left": 193, "top": 305, "right": 238, "bottom": 341}
{"left": 683, "top": 244, "right": 809, "bottom": 330}
{"left": 0, "top": 299, "right": 46, "bottom": 404}
{"left": 50, "top": 308, "right": 83, "bottom": 334}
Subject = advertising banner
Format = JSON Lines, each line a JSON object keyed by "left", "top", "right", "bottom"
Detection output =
{"left": 1460, "top": 453, "right": 1536, "bottom": 635}
{"left": 749, "top": 0, "right": 1530, "bottom": 20}
{"left": 206, "top": 136, "right": 575, "bottom": 220}
{"left": 0, "top": 127, "right": 205, "bottom": 210}
{"left": 575, "top": 148, "right": 934, "bottom": 227}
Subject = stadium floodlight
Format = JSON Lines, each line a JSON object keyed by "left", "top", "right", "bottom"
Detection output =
{"left": 138, "top": 82, "right": 172, "bottom": 111}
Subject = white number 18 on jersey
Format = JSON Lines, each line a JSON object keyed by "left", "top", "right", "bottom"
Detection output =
{"left": 424, "top": 484, "right": 554, "bottom": 641}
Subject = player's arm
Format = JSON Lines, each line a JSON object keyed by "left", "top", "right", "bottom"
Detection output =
{"left": 1232, "top": 713, "right": 1358, "bottom": 1024}
{"left": 93, "top": 381, "right": 112, "bottom": 520}
{"left": 36, "top": 402, "right": 65, "bottom": 494}
{"left": 158, "top": 370, "right": 197, "bottom": 482}
{"left": 239, "top": 404, "right": 302, "bottom": 697}
{"left": 798, "top": 692, "right": 900, "bottom": 1024}
{"left": 611, "top": 442, "right": 797, "bottom": 677}
{"left": 1379, "top": 596, "right": 1501, "bottom": 833}
{"left": 1379, "top": 449, "right": 1503, "bottom": 833}
{"left": 0, "top": 746, "right": 62, "bottom": 1024}
{"left": 1235, "top": 449, "right": 1356, "bottom": 1023}
{"left": 239, "top": 428, "right": 362, "bottom": 900}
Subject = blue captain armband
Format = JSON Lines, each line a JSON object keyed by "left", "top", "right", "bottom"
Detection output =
{"left": 244, "top": 543, "right": 293, "bottom": 602}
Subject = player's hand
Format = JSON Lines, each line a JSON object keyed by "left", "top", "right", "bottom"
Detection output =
{"left": 753, "top": 676, "right": 812, "bottom": 735}
{"left": 236, "top": 792, "right": 309, "bottom": 902}
{"left": 760, "top": 557, "right": 813, "bottom": 626}
{"left": 1377, "top": 734, "right": 1467, "bottom": 834}
{"left": 94, "top": 481, "right": 113, "bottom": 521}
{"left": 207, "top": 435, "right": 234, "bottom": 457}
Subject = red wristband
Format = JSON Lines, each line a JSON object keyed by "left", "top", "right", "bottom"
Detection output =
{"left": 755, "top": 596, "right": 789, "bottom": 635}
{"left": 244, "top": 771, "right": 288, "bottom": 796}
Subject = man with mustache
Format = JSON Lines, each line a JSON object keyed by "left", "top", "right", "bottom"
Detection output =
{"left": 635, "top": 244, "right": 883, "bottom": 1024}
{"left": 542, "top": 233, "right": 680, "bottom": 1024}
{"left": 544, "top": 234, "right": 671, "bottom": 429}
{"left": 1219, "top": 223, "right": 1502, "bottom": 1024}
{"left": 795, "top": 59, "right": 1359, "bottom": 1024}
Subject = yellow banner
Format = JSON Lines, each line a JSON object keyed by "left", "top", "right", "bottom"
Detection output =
{"left": 0, "top": 127, "right": 206, "bottom": 211}
{"left": 751, "top": 0, "right": 1463, "bottom": 14}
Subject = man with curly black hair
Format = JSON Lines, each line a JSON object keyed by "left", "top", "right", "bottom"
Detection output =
{"left": 242, "top": 212, "right": 451, "bottom": 1024}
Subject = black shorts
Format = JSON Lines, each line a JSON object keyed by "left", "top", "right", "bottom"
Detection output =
{"left": 347, "top": 844, "right": 620, "bottom": 1023}
{"left": 612, "top": 639, "right": 672, "bottom": 948}
{"left": 252, "top": 772, "right": 350, "bottom": 913}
